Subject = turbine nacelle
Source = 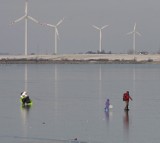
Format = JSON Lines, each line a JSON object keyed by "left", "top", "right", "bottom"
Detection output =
{"left": 92, "top": 25, "right": 109, "bottom": 30}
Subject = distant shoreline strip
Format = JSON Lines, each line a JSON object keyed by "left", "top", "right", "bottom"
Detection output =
{"left": 0, "top": 54, "right": 159, "bottom": 64}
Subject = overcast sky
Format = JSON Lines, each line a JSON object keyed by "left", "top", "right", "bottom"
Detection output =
{"left": 0, "top": 0, "right": 160, "bottom": 55}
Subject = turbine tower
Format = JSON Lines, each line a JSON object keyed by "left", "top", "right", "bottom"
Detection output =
{"left": 11, "top": 0, "right": 40, "bottom": 56}
{"left": 42, "top": 18, "right": 64, "bottom": 55}
{"left": 127, "top": 23, "right": 141, "bottom": 55}
{"left": 92, "top": 25, "right": 109, "bottom": 53}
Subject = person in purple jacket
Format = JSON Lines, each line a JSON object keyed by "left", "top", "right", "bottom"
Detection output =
{"left": 105, "top": 99, "right": 110, "bottom": 112}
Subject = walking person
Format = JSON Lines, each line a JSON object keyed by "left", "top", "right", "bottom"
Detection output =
{"left": 105, "top": 99, "right": 110, "bottom": 112}
{"left": 123, "top": 91, "right": 132, "bottom": 110}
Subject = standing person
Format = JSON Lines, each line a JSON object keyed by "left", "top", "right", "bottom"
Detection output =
{"left": 105, "top": 99, "right": 110, "bottom": 112}
{"left": 123, "top": 91, "right": 132, "bottom": 110}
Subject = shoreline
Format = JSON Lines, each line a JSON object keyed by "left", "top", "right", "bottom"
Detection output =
{"left": 0, "top": 54, "right": 160, "bottom": 64}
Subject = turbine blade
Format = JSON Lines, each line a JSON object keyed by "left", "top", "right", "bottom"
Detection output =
{"left": 92, "top": 25, "right": 100, "bottom": 30}
{"left": 101, "top": 25, "right": 109, "bottom": 29}
{"left": 41, "top": 22, "right": 55, "bottom": 27}
{"left": 10, "top": 15, "right": 26, "bottom": 24}
{"left": 127, "top": 31, "right": 134, "bottom": 35}
{"left": 136, "top": 31, "right": 141, "bottom": 36}
{"left": 25, "top": 0, "right": 28, "bottom": 15}
{"left": 134, "top": 23, "right": 136, "bottom": 31}
{"left": 56, "top": 18, "right": 64, "bottom": 26}
{"left": 55, "top": 28, "right": 60, "bottom": 40}
{"left": 28, "top": 16, "right": 39, "bottom": 23}
{"left": 46, "top": 23, "right": 55, "bottom": 28}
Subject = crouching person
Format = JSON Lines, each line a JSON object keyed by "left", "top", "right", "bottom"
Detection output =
{"left": 20, "top": 91, "right": 31, "bottom": 106}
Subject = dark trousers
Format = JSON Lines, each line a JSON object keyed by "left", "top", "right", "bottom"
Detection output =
{"left": 125, "top": 101, "right": 129, "bottom": 109}
{"left": 22, "top": 97, "right": 30, "bottom": 104}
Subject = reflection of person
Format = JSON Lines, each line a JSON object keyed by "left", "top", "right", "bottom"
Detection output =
{"left": 105, "top": 99, "right": 110, "bottom": 112}
{"left": 124, "top": 110, "right": 129, "bottom": 127}
{"left": 123, "top": 110, "right": 130, "bottom": 138}
{"left": 123, "top": 91, "right": 132, "bottom": 110}
{"left": 20, "top": 91, "right": 31, "bottom": 105}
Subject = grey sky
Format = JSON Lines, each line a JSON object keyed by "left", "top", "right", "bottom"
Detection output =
{"left": 0, "top": 0, "right": 160, "bottom": 54}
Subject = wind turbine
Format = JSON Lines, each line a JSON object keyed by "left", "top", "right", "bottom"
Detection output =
{"left": 11, "top": 0, "right": 40, "bottom": 56}
{"left": 42, "top": 18, "right": 64, "bottom": 55}
{"left": 92, "top": 25, "right": 109, "bottom": 53}
{"left": 127, "top": 23, "right": 141, "bottom": 55}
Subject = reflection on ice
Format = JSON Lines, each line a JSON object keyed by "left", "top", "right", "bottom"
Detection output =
{"left": 123, "top": 110, "right": 129, "bottom": 131}
{"left": 20, "top": 104, "right": 32, "bottom": 138}
{"left": 123, "top": 110, "right": 130, "bottom": 142}
{"left": 105, "top": 110, "right": 113, "bottom": 124}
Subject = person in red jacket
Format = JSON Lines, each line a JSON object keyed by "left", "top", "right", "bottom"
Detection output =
{"left": 123, "top": 91, "right": 132, "bottom": 110}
